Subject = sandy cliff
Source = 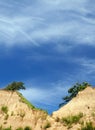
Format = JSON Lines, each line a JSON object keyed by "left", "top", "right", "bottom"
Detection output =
{"left": 0, "top": 87, "right": 95, "bottom": 130}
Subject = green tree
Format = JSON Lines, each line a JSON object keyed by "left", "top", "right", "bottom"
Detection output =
{"left": 4, "top": 81, "right": 26, "bottom": 91}
{"left": 59, "top": 82, "right": 90, "bottom": 107}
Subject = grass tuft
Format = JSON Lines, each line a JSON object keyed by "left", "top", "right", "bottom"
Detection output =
{"left": 17, "top": 92, "right": 48, "bottom": 114}
{"left": 24, "top": 126, "right": 31, "bottom": 130}
{"left": 61, "top": 112, "right": 83, "bottom": 127}
{"left": 1, "top": 106, "right": 8, "bottom": 114}
{"left": 81, "top": 122, "right": 95, "bottom": 130}
{"left": 44, "top": 122, "right": 51, "bottom": 129}
{"left": 17, "top": 92, "right": 36, "bottom": 109}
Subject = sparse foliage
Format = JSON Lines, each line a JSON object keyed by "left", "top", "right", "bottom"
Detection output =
{"left": 81, "top": 122, "right": 95, "bottom": 130}
{"left": 61, "top": 113, "right": 83, "bottom": 128}
{"left": 59, "top": 82, "right": 90, "bottom": 107}
{"left": 18, "top": 92, "right": 36, "bottom": 109}
{"left": 1, "top": 106, "right": 8, "bottom": 114}
{"left": 16, "top": 127, "right": 23, "bottom": 130}
{"left": 4, "top": 81, "right": 26, "bottom": 91}
{"left": 24, "top": 126, "right": 31, "bottom": 130}
{"left": 3, "top": 126, "right": 12, "bottom": 130}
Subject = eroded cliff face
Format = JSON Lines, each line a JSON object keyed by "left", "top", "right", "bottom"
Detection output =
{"left": 0, "top": 90, "right": 65, "bottom": 130}
{"left": 0, "top": 87, "right": 95, "bottom": 130}
{"left": 53, "top": 87, "right": 95, "bottom": 117}
{"left": 0, "top": 90, "right": 47, "bottom": 130}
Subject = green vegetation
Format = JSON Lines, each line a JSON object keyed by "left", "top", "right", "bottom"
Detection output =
{"left": 59, "top": 82, "right": 90, "bottom": 107}
{"left": 24, "top": 126, "right": 31, "bottom": 130}
{"left": 44, "top": 122, "right": 51, "bottom": 129}
{"left": 4, "top": 81, "right": 26, "bottom": 91}
{"left": 18, "top": 92, "right": 48, "bottom": 115}
{"left": 16, "top": 127, "right": 32, "bottom": 130}
{"left": 2, "top": 81, "right": 47, "bottom": 114}
{"left": 17, "top": 92, "right": 36, "bottom": 109}
{"left": 3, "top": 126, "right": 12, "bottom": 130}
{"left": 81, "top": 122, "right": 95, "bottom": 130}
{"left": 3, "top": 128, "right": 11, "bottom": 130}
{"left": 16, "top": 127, "right": 23, "bottom": 130}
{"left": 0, "top": 126, "right": 32, "bottom": 130}
{"left": 1, "top": 106, "right": 8, "bottom": 114}
{"left": 61, "top": 113, "right": 83, "bottom": 127}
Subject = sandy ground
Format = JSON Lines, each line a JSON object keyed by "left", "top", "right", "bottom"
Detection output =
{"left": 0, "top": 87, "right": 95, "bottom": 130}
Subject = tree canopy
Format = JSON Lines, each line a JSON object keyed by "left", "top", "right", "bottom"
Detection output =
{"left": 4, "top": 81, "right": 26, "bottom": 91}
{"left": 59, "top": 82, "right": 90, "bottom": 107}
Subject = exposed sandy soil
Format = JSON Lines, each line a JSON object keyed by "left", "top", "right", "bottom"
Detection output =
{"left": 53, "top": 87, "right": 95, "bottom": 129}
{"left": 0, "top": 87, "right": 95, "bottom": 130}
{"left": 53, "top": 87, "right": 95, "bottom": 118}
{"left": 0, "top": 90, "right": 47, "bottom": 130}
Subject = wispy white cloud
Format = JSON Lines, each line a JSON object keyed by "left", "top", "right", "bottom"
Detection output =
{"left": 0, "top": 0, "right": 95, "bottom": 48}
{"left": 20, "top": 81, "right": 68, "bottom": 108}
{"left": 77, "top": 58, "right": 95, "bottom": 74}
{"left": 0, "top": 16, "right": 43, "bottom": 46}
{"left": 1, "top": 0, "right": 95, "bottom": 113}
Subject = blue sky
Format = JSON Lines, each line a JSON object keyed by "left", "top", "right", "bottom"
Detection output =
{"left": 0, "top": 0, "right": 95, "bottom": 113}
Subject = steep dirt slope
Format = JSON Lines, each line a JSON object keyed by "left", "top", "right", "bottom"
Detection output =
{"left": 53, "top": 87, "right": 95, "bottom": 117}
{"left": 52, "top": 87, "right": 95, "bottom": 129}
{"left": 0, "top": 90, "right": 65, "bottom": 130}
{"left": 0, "top": 87, "right": 95, "bottom": 130}
{"left": 0, "top": 90, "right": 47, "bottom": 130}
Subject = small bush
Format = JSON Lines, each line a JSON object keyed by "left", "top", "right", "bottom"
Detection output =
{"left": 24, "top": 126, "right": 31, "bottom": 130}
{"left": 62, "top": 113, "right": 83, "bottom": 127}
{"left": 1, "top": 106, "right": 8, "bottom": 114}
{"left": 81, "top": 122, "right": 95, "bottom": 130}
{"left": 44, "top": 122, "right": 51, "bottom": 129}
